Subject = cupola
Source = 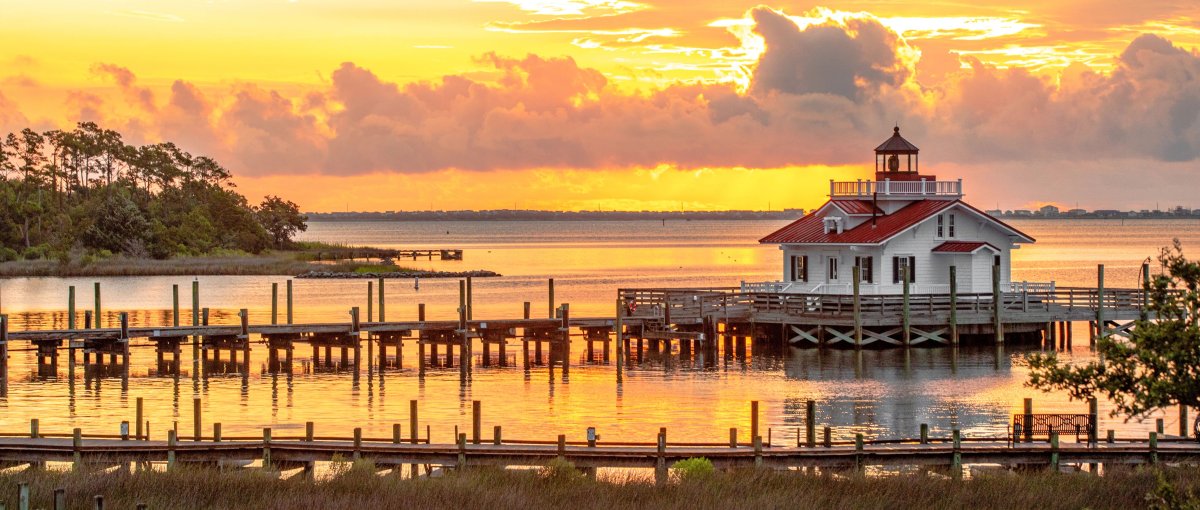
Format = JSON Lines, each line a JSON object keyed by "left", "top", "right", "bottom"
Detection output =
{"left": 875, "top": 126, "right": 930, "bottom": 181}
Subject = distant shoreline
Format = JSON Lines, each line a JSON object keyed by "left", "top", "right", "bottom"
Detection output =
{"left": 306, "top": 211, "right": 1200, "bottom": 221}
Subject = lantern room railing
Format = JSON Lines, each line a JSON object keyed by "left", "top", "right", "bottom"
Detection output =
{"left": 830, "top": 178, "right": 962, "bottom": 199}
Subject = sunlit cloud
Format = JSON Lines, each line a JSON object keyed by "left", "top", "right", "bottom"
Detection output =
{"left": 473, "top": 0, "right": 646, "bottom": 17}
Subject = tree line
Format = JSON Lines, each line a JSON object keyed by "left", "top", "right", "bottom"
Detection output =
{"left": 0, "top": 122, "right": 307, "bottom": 262}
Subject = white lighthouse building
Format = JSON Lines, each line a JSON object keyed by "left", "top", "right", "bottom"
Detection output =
{"left": 754, "top": 127, "right": 1036, "bottom": 295}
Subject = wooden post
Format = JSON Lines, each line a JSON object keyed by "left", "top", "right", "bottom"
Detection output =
{"left": 378, "top": 277, "right": 386, "bottom": 322}
{"left": 494, "top": 425, "right": 502, "bottom": 445}
{"left": 353, "top": 428, "right": 362, "bottom": 460}
{"left": 615, "top": 298, "right": 624, "bottom": 383}
{"left": 18, "top": 483, "right": 29, "bottom": 510}
{"left": 94, "top": 282, "right": 101, "bottom": 328}
{"left": 458, "top": 433, "right": 468, "bottom": 468}
{"left": 214, "top": 423, "right": 222, "bottom": 442}
{"left": 472, "top": 400, "right": 482, "bottom": 444}
{"left": 271, "top": 282, "right": 278, "bottom": 325}
{"left": 902, "top": 265, "right": 911, "bottom": 345}
{"left": 750, "top": 400, "right": 759, "bottom": 441}
{"left": 1089, "top": 398, "right": 1099, "bottom": 445}
{"left": 548, "top": 278, "right": 555, "bottom": 318}
{"left": 1156, "top": 418, "right": 1164, "bottom": 434}
{"left": 1, "top": 315, "right": 8, "bottom": 395}
{"left": 409, "top": 400, "right": 419, "bottom": 444}
{"left": 262, "top": 428, "right": 272, "bottom": 470}
{"left": 729, "top": 427, "right": 738, "bottom": 448}
{"left": 54, "top": 488, "right": 65, "bottom": 510}
{"left": 951, "top": 429, "right": 962, "bottom": 479}
{"left": 239, "top": 308, "right": 249, "bottom": 338}
{"left": 1141, "top": 263, "right": 1150, "bottom": 321}
{"left": 1182, "top": 405, "right": 1190, "bottom": 438}
{"left": 466, "top": 276, "right": 473, "bottom": 321}
{"left": 68, "top": 286, "right": 76, "bottom": 330}
{"left": 458, "top": 280, "right": 468, "bottom": 383}
{"left": 823, "top": 426, "right": 831, "bottom": 448}
{"left": 561, "top": 303, "right": 570, "bottom": 381}
{"left": 191, "top": 281, "right": 200, "bottom": 326}
{"left": 805, "top": 400, "right": 816, "bottom": 447}
{"left": 920, "top": 423, "right": 929, "bottom": 444}
{"left": 167, "top": 430, "right": 176, "bottom": 469}
{"left": 853, "top": 266, "right": 862, "bottom": 348}
{"left": 754, "top": 435, "right": 764, "bottom": 468}
{"left": 843, "top": 432, "right": 860, "bottom": 473}
{"left": 136, "top": 397, "right": 143, "bottom": 440}
{"left": 1150, "top": 431, "right": 1158, "bottom": 464}
{"left": 1097, "top": 264, "right": 1106, "bottom": 342}
{"left": 286, "top": 280, "right": 294, "bottom": 325}
{"left": 655, "top": 431, "right": 666, "bottom": 484}
{"left": 193, "top": 397, "right": 202, "bottom": 441}
{"left": 367, "top": 280, "right": 374, "bottom": 323}
{"left": 305, "top": 421, "right": 314, "bottom": 442}
{"left": 172, "top": 284, "right": 180, "bottom": 327}
{"left": 1050, "top": 431, "right": 1060, "bottom": 472}
{"left": 993, "top": 263, "right": 1003, "bottom": 344}
{"left": 949, "top": 266, "right": 959, "bottom": 344}
{"left": 73, "top": 428, "right": 82, "bottom": 468}
{"left": 30, "top": 418, "right": 38, "bottom": 439}
{"left": 1023, "top": 398, "right": 1033, "bottom": 443}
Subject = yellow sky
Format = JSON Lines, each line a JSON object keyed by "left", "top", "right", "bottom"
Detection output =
{"left": 2, "top": 1, "right": 1199, "bottom": 211}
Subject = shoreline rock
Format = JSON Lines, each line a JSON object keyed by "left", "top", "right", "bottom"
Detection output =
{"left": 295, "top": 269, "right": 501, "bottom": 279}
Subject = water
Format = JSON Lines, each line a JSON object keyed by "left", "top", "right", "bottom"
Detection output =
{"left": 1, "top": 218, "right": 1198, "bottom": 445}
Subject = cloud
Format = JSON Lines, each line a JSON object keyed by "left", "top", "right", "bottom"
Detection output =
{"left": 7, "top": 6, "right": 1200, "bottom": 185}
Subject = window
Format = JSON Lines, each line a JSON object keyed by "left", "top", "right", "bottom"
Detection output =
{"left": 936, "top": 215, "right": 944, "bottom": 238}
{"left": 854, "top": 256, "right": 874, "bottom": 284}
{"left": 827, "top": 257, "right": 839, "bottom": 281}
{"left": 790, "top": 255, "right": 809, "bottom": 282}
{"left": 948, "top": 213, "right": 956, "bottom": 238}
{"left": 892, "top": 256, "right": 916, "bottom": 284}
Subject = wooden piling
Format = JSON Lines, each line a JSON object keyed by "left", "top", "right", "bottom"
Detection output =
{"left": 72, "top": 428, "right": 82, "bottom": 468}
{"left": 93, "top": 282, "right": 101, "bottom": 328}
{"left": 561, "top": 303, "right": 570, "bottom": 381}
{"left": 1089, "top": 398, "right": 1098, "bottom": 445}
{"left": 262, "top": 428, "right": 272, "bottom": 470}
{"left": 305, "top": 422, "right": 314, "bottom": 442}
{"left": 172, "top": 284, "right": 180, "bottom": 327}
{"left": 494, "top": 425, "right": 502, "bottom": 445}
{"left": 920, "top": 423, "right": 929, "bottom": 444}
{"left": 548, "top": 278, "right": 556, "bottom": 319}
{"left": 951, "top": 429, "right": 962, "bottom": 478}
{"left": 750, "top": 400, "right": 760, "bottom": 440}
{"left": 193, "top": 397, "right": 201, "bottom": 442}
{"left": 466, "top": 276, "right": 473, "bottom": 321}
{"left": 167, "top": 430, "right": 176, "bottom": 469}
{"left": 1096, "top": 264, "right": 1106, "bottom": 343}
{"left": 1150, "top": 431, "right": 1158, "bottom": 464}
{"left": 458, "top": 281, "right": 468, "bottom": 383}
{"left": 729, "top": 427, "right": 738, "bottom": 448}
{"left": 949, "top": 266, "right": 959, "bottom": 344}
{"left": 805, "top": 400, "right": 816, "bottom": 447}
{"left": 136, "top": 397, "right": 143, "bottom": 440}
{"left": 191, "top": 281, "right": 200, "bottom": 326}
{"left": 213, "top": 423, "right": 222, "bottom": 442}
{"left": 54, "top": 488, "right": 65, "bottom": 510}
{"left": 378, "top": 277, "right": 386, "bottom": 322}
{"left": 854, "top": 433, "right": 863, "bottom": 471}
{"left": 1023, "top": 398, "right": 1033, "bottom": 442}
{"left": 68, "top": 286, "right": 76, "bottom": 330}
{"left": 410, "top": 400, "right": 419, "bottom": 444}
{"left": 1141, "top": 263, "right": 1150, "bottom": 321}
{"left": 286, "top": 280, "right": 294, "bottom": 325}
{"left": 823, "top": 426, "right": 831, "bottom": 448}
{"left": 472, "top": 400, "right": 482, "bottom": 444}
{"left": 852, "top": 266, "right": 862, "bottom": 347}
{"left": 353, "top": 428, "right": 362, "bottom": 460}
{"left": 901, "top": 265, "right": 911, "bottom": 345}
{"left": 271, "top": 282, "right": 278, "bottom": 325}
{"left": 754, "top": 435, "right": 764, "bottom": 468}
{"left": 615, "top": 298, "right": 624, "bottom": 383}
{"left": 993, "top": 264, "right": 1003, "bottom": 344}
{"left": 367, "top": 281, "right": 374, "bottom": 323}
{"left": 655, "top": 430, "right": 666, "bottom": 484}
{"left": 18, "top": 483, "right": 29, "bottom": 510}
{"left": 1182, "top": 405, "right": 1190, "bottom": 438}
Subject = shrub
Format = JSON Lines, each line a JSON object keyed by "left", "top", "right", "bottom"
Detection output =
{"left": 671, "top": 457, "right": 714, "bottom": 482}
{"left": 0, "top": 246, "right": 18, "bottom": 262}
{"left": 541, "top": 457, "right": 584, "bottom": 483}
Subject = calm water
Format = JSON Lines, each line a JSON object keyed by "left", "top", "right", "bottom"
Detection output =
{"left": 1, "top": 219, "right": 1199, "bottom": 445}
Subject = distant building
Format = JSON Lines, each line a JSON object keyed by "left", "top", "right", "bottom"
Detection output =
{"left": 985, "top": 209, "right": 1003, "bottom": 216}
{"left": 1066, "top": 209, "right": 1086, "bottom": 216}
{"left": 1038, "top": 205, "right": 1060, "bottom": 217}
{"left": 1011, "top": 210, "right": 1033, "bottom": 217}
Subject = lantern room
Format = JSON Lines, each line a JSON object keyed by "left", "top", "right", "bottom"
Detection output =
{"left": 875, "top": 126, "right": 932, "bottom": 181}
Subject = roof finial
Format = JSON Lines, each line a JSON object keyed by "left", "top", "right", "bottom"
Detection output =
{"left": 893, "top": 124, "right": 900, "bottom": 135}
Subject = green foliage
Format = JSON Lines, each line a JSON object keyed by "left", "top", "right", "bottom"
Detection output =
{"left": 1027, "top": 240, "right": 1200, "bottom": 419}
{"left": 1148, "top": 471, "right": 1200, "bottom": 510}
{"left": 0, "top": 122, "right": 305, "bottom": 260}
{"left": 541, "top": 457, "right": 584, "bottom": 483}
{"left": 670, "top": 457, "right": 714, "bottom": 482}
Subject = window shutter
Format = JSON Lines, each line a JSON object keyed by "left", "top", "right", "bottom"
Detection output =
{"left": 892, "top": 257, "right": 900, "bottom": 284}
{"left": 801, "top": 255, "right": 808, "bottom": 282}
{"left": 908, "top": 256, "right": 916, "bottom": 282}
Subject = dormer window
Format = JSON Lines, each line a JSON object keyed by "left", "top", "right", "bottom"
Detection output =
{"left": 822, "top": 217, "right": 843, "bottom": 234}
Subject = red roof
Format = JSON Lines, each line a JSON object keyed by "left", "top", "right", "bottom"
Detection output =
{"left": 760, "top": 199, "right": 1035, "bottom": 245}
{"left": 932, "top": 241, "right": 999, "bottom": 253}
{"left": 760, "top": 199, "right": 956, "bottom": 244}
{"left": 830, "top": 200, "right": 883, "bottom": 215}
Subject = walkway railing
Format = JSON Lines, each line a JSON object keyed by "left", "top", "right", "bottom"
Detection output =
{"left": 830, "top": 178, "right": 962, "bottom": 198}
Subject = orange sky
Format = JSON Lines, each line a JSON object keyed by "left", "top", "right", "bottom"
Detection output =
{"left": 2, "top": 1, "right": 1199, "bottom": 212}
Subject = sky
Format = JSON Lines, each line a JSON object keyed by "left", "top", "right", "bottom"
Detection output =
{"left": 1, "top": 0, "right": 1199, "bottom": 212}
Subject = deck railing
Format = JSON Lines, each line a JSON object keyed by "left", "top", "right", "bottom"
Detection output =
{"left": 830, "top": 178, "right": 962, "bottom": 198}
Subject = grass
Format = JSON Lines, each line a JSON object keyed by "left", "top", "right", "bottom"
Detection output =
{"left": 0, "top": 463, "right": 1196, "bottom": 510}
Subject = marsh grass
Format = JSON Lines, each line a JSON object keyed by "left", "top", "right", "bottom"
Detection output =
{"left": 0, "top": 464, "right": 1196, "bottom": 510}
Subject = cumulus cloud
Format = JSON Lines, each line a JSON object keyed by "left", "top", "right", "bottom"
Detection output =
{"left": 5, "top": 6, "right": 1200, "bottom": 182}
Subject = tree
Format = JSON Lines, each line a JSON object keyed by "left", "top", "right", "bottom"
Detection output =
{"left": 256, "top": 195, "right": 308, "bottom": 249}
{"left": 1027, "top": 240, "right": 1200, "bottom": 427}
{"left": 81, "top": 187, "right": 150, "bottom": 255}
